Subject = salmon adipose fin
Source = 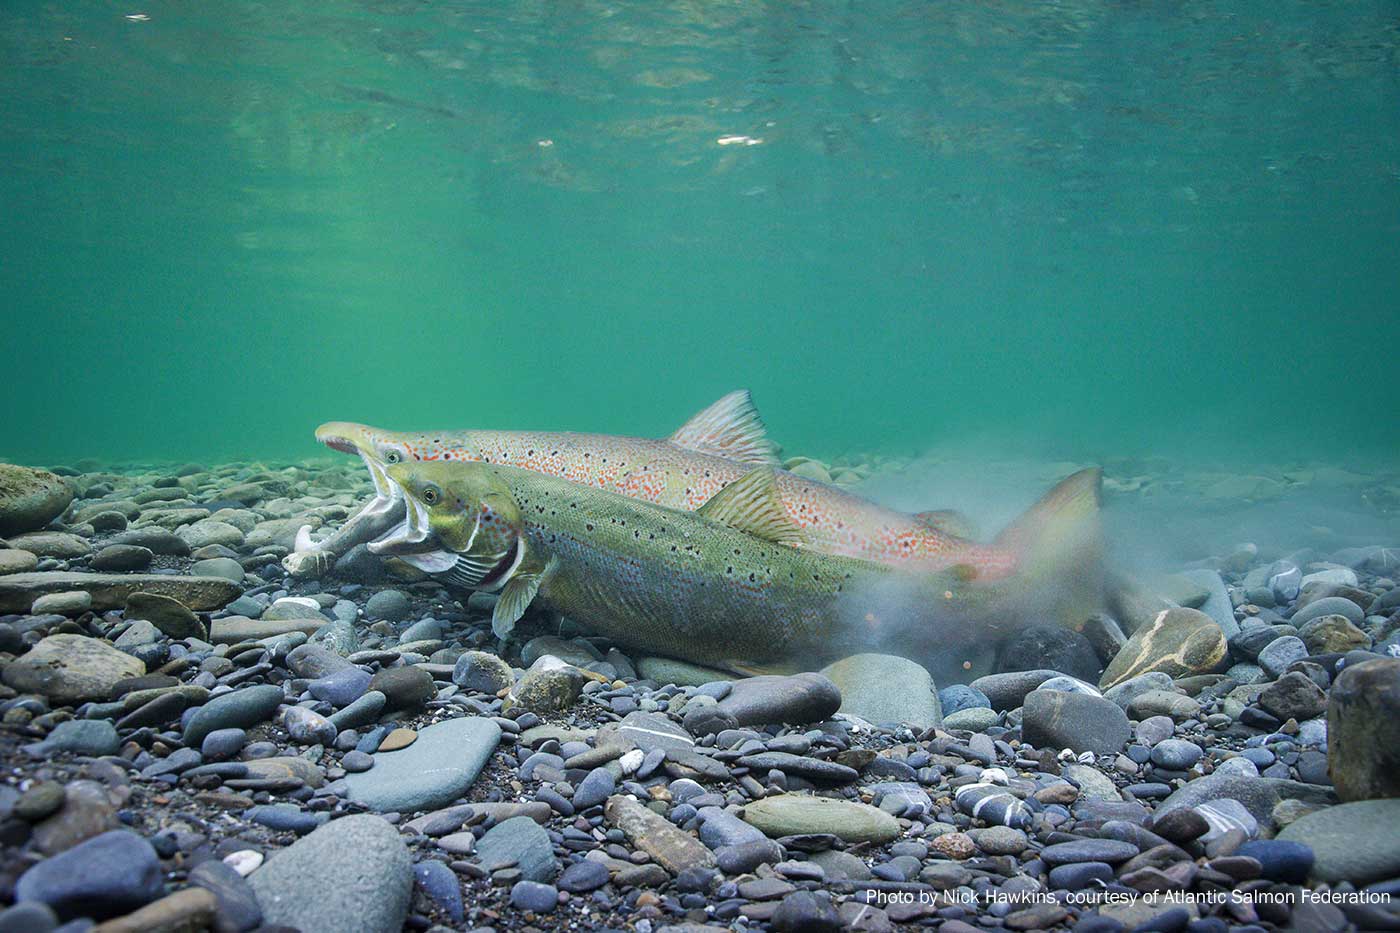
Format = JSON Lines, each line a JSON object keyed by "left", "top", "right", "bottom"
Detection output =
{"left": 667, "top": 390, "right": 779, "bottom": 465}
{"left": 697, "top": 467, "right": 804, "bottom": 545}
{"left": 992, "top": 468, "right": 1103, "bottom": 575}
{"left": 913, "top": 509, "right": 978, "bottom": 540}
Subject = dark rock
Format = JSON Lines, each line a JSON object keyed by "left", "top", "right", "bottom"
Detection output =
{"left": 1039, "top": 839, "right": 1140, "bottom": 865}
{"left": 1022, "top": 689, "right": 1130, "bottom": 755}
{"left": 1236, "top": 839, "right": 1313, "bottom": 884}
{"left": 1258, "top": 671, "right": 1327, "bottom": 722}
{"left": 509, "top": 880, "right": 557, "bottom": 913}
{"left": 366, "top": 665, "right": 434, "bottom": 713}
{"left": 771, "top": 890, "right": 842, "bottom": 933}
{"left": 1327, "top": 656, "right": 1400, "bottom": 802}
{"left": 476, "top": 816, "right": 559, "bottom": 882}
{"left": 182, "top": 684, "right": 284, "bottom": 747}
{"left": 713, "top": 673, "right": 841, "bottom": 727}
{"left": 556, "top": 859, "right": 609, "bottom": 893}
{"left": 997, "top": 625, "right": 1101, "bottom": 681}
{"left": 969, "top": 669, "right": 1059, "bottom": 711}
{"left": 188, "top": 857, "right": 262, "bottom": 932}
{"left": 413, "top": 859, "right": 463, "bottom": 923}
{"left": 13, "top": 830, "right": 162, "bottom": 921}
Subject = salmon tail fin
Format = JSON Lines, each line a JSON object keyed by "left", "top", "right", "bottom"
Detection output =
{"left": 992, "top": 467, "right": 1104, "bottom": 580}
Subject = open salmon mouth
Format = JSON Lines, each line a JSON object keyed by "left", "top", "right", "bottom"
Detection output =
{"left": 321, "top": 435, "right": 357, "bottom": 455}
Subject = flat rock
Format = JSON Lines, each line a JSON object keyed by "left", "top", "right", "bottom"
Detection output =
{"left": 210, "top": 616, "right": 324, "bottom": 643}
{"left": 1099, "top": 607, "right": 1226, "bottom": 690}
{"left": 247, "top": 814, "right": 412, "bottom": 933}
{"left": 1277, "top": 799, "right": 1400, "bottom": 884}
{"left": 606, "top": 711, "right": 694, "bottom": 752}
{"left": 2, "top": 634, "right": 146, "bottom": 704}
{"left": 0, "top": 572, "right": 240, "bottom": 613}
{"left": 738, "top": 793, "right": 900, "bottom": 844}
{"left": 821, "top": 654, "right": 941, "bottom": 728}
{"left": 343, "top": 716, "right": 500, "bottom": 812}
{"left": 3, "top": 532, "right": 90, "bottom": 559}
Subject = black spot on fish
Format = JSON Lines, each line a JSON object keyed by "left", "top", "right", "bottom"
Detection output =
{"left": 586, "top": 523, "right": 594, "bottom": 531}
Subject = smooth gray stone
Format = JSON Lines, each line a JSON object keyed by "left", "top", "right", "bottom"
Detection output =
{"left": 475, "top": 815, "right": 559, "bottom": 882}
{"left": 343, "top": 716, "right": 500, "bottom": 812}
{"left": 247, "top": 814, "right": 412, "bottom": 933}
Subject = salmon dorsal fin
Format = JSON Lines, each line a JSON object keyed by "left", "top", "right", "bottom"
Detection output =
{"left": 697, "top": 467, "right": 803, "bottom": 545}
{"left": 667, "top": 390, "right": 779, "bottom": 465}
{"left": 913, "top": 509, "right": 978, "bottom": 540}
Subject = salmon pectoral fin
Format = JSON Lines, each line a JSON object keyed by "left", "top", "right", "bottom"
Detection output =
{"left": 696, "top": 467, "right": 804, "bottom": 546}
{"left": 491, "top": 557, "right": 555, "bottom": 640}
{"left": 667, "top": 389, "right": 780, "bottom": 465}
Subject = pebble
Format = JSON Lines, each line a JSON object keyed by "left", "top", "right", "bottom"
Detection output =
{"left": 1149, "top": 738, "right": 1202, "bottom": 770}
{"left": 571, "top": 767, "right": 616, "bottom": 810}
{"left": 556, "top": 859, "right": 610, "bottom": 893}
{"left": 509, "top": 880, "right": 558, "bottom": 913}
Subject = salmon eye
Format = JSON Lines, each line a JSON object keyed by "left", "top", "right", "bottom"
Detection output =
{"left": 421, "top": 485, "right": 439, "bottom": 504}
{"left": 384, "top": 450, "right": 402, "bottom": 464}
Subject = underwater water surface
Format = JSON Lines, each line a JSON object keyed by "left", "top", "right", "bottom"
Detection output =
{"left": 3, "top": 0, "right": 1398, "bottom": 470}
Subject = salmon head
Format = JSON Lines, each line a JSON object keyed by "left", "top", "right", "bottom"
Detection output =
{"left": 369, "top": 461, "right": 525, "bottom": 591}
{"left": 315, "top": 422, "right": 484, "bottom": 509}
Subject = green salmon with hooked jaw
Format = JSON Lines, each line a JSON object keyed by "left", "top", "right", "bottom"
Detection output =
{"left": 289, "top": 390, "right": 1020, "bottom": 578}
{"left": 369, "top": 459, "right": 1102, "bottom": 671}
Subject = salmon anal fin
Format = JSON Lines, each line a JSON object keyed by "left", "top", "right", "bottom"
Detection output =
{"left": 667, "top": 390, "right": 779, "bottom": 465}
{"left": 697, "top": 467, "right": 804, "bottom": 545}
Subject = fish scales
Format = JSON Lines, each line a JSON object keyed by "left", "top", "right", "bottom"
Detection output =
{"left": 508, "top": 468, "right": 874, "bottom": 666}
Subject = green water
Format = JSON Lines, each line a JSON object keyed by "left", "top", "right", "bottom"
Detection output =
{"left": 4, "top": 1, "right": 1398, "bottom": 466}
